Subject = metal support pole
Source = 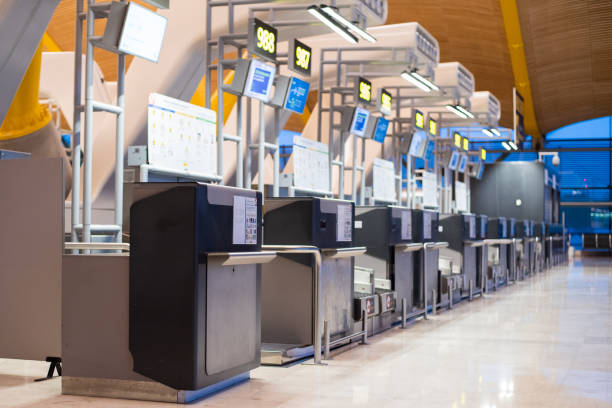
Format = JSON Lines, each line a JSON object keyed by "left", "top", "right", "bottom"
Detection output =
{"left": 401, "top": 298, "right": 407, "bottom": 329}
{"left": 216, "top": 40, "right": 224, "bottom": 184}
{"left": 71, "top": 0, "right": 83, "bottom": 246}
{"left": 469, "top": 280, "right": 473, "bottom": 301}
{"left": 246, "top": 98, "right": 252, "bottom": 188}
{"left": 431, "top": 289, "right": 437, "bottom": 315}
{"left": 273, "top": 107, "right": 280, "bottom": 196}
{"left": 351, "top": 134, "right": 357, "bottom": 201}
{"left": 323, "top": 320, "right": 330, "bottom": 360}
{"left": 423, "top": 249, "right": 428, "bottom": 320}
{"left": 449, "top": 285, "right": 453, "bottom": 309}
{"left": 83, "top": 0, "right": 95, "bottom": 245}
{"left": 361, "top": 310, "right": 368, "bottom": 344}
{"left": 258, "top": 100, "right": 265, "bottom": 195}
{"left": 236, "top": 96, "right": 243, "bottom": 188}
{"left": 360, "top": 137, "right": 365, "bottom": 205}
{"left": 114, "top": 52, "right": 125, "bottom": 243}
{"left": 339, "top": 132, "right": 345, "bottom": 199}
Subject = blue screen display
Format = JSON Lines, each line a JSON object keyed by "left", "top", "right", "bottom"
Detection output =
{"left": 458, "top": 155, "right": 468, "bottom": 173}
{"left": 373, "top": 117, "right": 389, "bottom": 143}
{"left": 284, "top": 77, "right": 310, "bottom": 114}
{"left": 249, "top": 67, "right": 273, "bottom": 96}
{"left": 448, "top": 151, "right": 459, "bottom": 170}
{"left": 409, "top": 132, "right": 427, "bottom": 158}
{"left": 350, "top": 107, "right": 370, "bottom": 137}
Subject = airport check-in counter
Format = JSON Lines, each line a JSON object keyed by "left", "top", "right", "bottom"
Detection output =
{"left": 129, "top": 183, "right": 276, "bottom": 392}
{"left": 476, "top": 215, "right": 489, "bottom": 291}
{"left": 548, "top": 223, "right": 567, "bottom": 266}
{"left": 439, "top": 213, "right": 483, "bottom": 302}
{"left": 412, "top": 210, "right": 449, "bottom": 312}
{"left": 484, "top": 217, "right": 512, "bottom": 290}
{"left": 516, "top": 219, "right": 534, "bottom": 279}
{"left": 352, "top": 206, "right": 424, "bottom": 335}
{"left": 260, "top": 197, "right": 366, "bottom": 365}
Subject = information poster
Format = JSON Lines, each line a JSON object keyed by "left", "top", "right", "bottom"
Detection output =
{"left": 372, "top": 158, "right": 396, "bottom": 202}
{"left": 422, "top": 171, "right": 438, "bottom": 208}
{"left": 401, "top": 211, "right": 412, "bottom": 240}
{"left": 423, "top": 211, "right": 432, "bottom": 240}
{"left": 232, "top": 196, "right": 257, "bottom": 245}
{"left": 337, "top": 204, "right": 352, "bottom": 242}
{"left": 147, "top": 93, "right": 217, "bottom": 176}
{"left": 292, "top": 135, "right": 330, "bottom": 192}
{"left": 455, "top": 181, "right": 467, "bottom": 212}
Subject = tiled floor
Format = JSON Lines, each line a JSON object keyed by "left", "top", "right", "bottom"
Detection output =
{"left": 2, "top": 256, "right": 612, "bottom": 407}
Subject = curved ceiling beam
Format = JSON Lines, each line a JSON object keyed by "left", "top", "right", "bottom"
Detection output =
{"left": 499, "top": 0, "right": 542, "bottom": 141}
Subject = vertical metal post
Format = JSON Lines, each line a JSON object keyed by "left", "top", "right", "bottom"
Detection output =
{"left": 114, "top": 50, "right": 125, "bottom": 243}
{"left": 449, "top": 285, "right": 453, "bottom": 309}
{"left": 216, "top": 39, "right": 224, "bottom": 184}
{"left": 313, "top": 252, "right": 322, "bottom": 364}
{"left": 83, "top": 0, "right": 95, "bottom": 245}
{"left": 361, "top": 310, "right": 368, "bottom": 344}
{"left": 351, "top": 134, "right": 357, "bottom": 201}
{"left": 205, "top": 1, "right": 212, "bottom": 108}
{"left": 246, "top": 98, "right": 252, "bottom": 188}
{"left": 323, "top": 320, "right": 330, "bottom": 360}
{"left": 469, "top": 280, "right": 473, "bottom": 301}
{"left": 71, "top": 0, "right": 83, "bottom": 246}
{"left": 273, "top": 107, "right": 280, "bottom": 196}
{"left": 236, "top": 96, "right": 243, "bottom": 188}
{"left": 401, "top": 298, "right": 407, "bottom": 329}
{"left": 423, "top": 247, "right": 428, "bottom": 320}
{"left": 258, "top": 100, "right": 265, "bottom": 195}
{"left": 360, "top": 137, "right": 365, "bottom": 205}
{"left": 339, "top": 132, "right": 345, "bottom": 199}
{"left": 432, "top": 289, "right": 437, "bottom": 315}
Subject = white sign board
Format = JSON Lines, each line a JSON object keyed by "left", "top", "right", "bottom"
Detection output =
{"left": 337, "top": 204, "right": 352, "bottom": 242}
{"left": 372, "top": 158, "right": 396, "bottom": 202}
{"left": 147, "top": 93, "right": 217, "bottom": 177}
{"left": 422, "top": 171, "right": 438, "bottom": 208}
{"left": 455, "top": 181, "right": 468, "bottom": 212}
{"left": 232, "top": 196, "right": 258, "bottom": 245}
{"left": 293, "top": 135, "right": 330, "bottom": 192}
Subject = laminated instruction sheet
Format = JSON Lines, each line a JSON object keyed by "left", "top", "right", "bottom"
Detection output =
{"left": 372, "top": 158, "right": 396, "bottom": 202}
{"left": 336, "top": 204, "right": 352, "bottom": 242}
{"left": 401, "top": 211, "right": 412, "bottom": 240}
{"left": 455, "top": 181, "right": 467, "bottom": 212}
{"left": 292, "top": 135, "right": 330, "bottom": 192}
{"left": 232, "top": 196, "right": 258, "bottom": 245}
{"left": 422, "top": 171, "right": 438, "bottom": 208}
{"left": 147, "top": 93, "right": 217, "bottom": 176}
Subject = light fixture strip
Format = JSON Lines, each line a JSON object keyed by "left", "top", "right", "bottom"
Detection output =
{"left": 455, "top": 105, "right": 475, "bottom": 119}
{"left": 501, "top": 141, "right": 512, "bottom": 151}
{"left": 491, "top": 128, "right": 501, "bottom": 137}
{"left": 445, "top": 104, "right": 468, "bottom": 119}
{"left": 401, "top": 71, "right": 432, "bottom": 93}
{"left": 410, "top": 70, "right": 439, "bottom": 91}
{"left": 308, "top": 6, "right": 358, "bottom": 44}
{"left": 482, "top": 128, "right": 494, "bottom": 137}
{"left": 320, "top": 5, "right": 377, "bottom": 43}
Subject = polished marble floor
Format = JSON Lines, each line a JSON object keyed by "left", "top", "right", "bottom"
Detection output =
{"left": 1, "top": 256, "right": 612, "bottom": 407}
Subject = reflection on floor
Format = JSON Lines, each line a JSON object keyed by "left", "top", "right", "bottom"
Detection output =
{"left": 1, "top": 256, "right": 611, "bottom": 408}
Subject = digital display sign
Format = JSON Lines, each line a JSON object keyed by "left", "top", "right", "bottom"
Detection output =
{"left": 357, "top": 77, "right": 372, "bottom": 104}
{"left": 409, "top": 132, "right": 427, "bottom": 158}
{"left": 373, "top": 117, "right": 389, "bottom": 143}
{"left": 118, "top": 3, "right": 168, "bottom": 63}
{"left": 288, "top": 38, "right": 311, "bottom": 76}
{"left": 428, "top": 118, "right": 437, "bottom": 136}
{"left": 480, "top": 148, "right": 487, "bottom": 161}
{"left": 458, "top": 154, "right": 468, "bottom": 173}
{"left": 379, "top": 89, "right": 392, "bottom": 115}
{"left": 448, "top": 151, "right": 460, "bottom": 170}
{"left": 243, "top": 59, "right": 276, "bottom": 102}
{"left": 249, "top": 18, "right": 277, "bottom": 61}
{"left": 454, "top": 132, "right": 462, "bottom": 148}
{"left": 462, "top": 137, "right": 469, "bottom": 151}
{"left": 350, "top": 107, "right": 370, "bottom": 137}
{"left": 414, "top": 110, "right": 424, "bottom": 129}
{"left": 283, "top": 77, "right": 310, "bottom": 114}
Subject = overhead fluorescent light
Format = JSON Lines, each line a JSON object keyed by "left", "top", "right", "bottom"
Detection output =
{"left": 482, "top": 128, "right": 494, "bottom": 137}
{"left": 491, "top": 128, "right": 501, "bottom": 137}
{"left": 401, "top": 71, "right": 432, "bottom": 92}
{"left": 409, "top": 70, "right": 439, "bottom": 91}
{"left": 320, "top": 5, "right": 377, "bottom": 43}
{"left": 445, "top": 104, "right": 469, "bottom": 119}
{"left": 501, "top": 141, "right": 512, "bottom": 151}
{"left": 308, "top": 6, "right": 358, "bottom": 44}
{"left": 508, "top": 141, "right": 518, "bottom": 150}
{"left": 455, "top": 105, "right": 475, "bottom": 119}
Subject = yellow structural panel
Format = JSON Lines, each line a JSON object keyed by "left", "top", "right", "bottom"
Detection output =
{"left": 190, "top": 70, "right": 238, "bottom": 124}
{"left": 499, "top": 0, "right": 542, "bottom": 139}
{"left": 41, "top": 32, "right": 61, "bottom": 52}
{"left": 0, "top": 43, "right": 51, "bottom": 140}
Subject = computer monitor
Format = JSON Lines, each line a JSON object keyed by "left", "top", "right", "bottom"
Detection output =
{"left": 243, "top": 59, "right": 276, "bottom": 102}
{"left": 283, "top": 77, "right": 310, "bottom": 114}
{"left": 409, "top": 131, "right": 428, "bottom": 158}
{"left": 118, "top": 2, "right": 168, "bottom": 63}
{"left": 350, "top": 107, "right": 370, "bottom": 137}
{"left": 457, "top": 154, "right": 468, "bottom": 173}
{"left": 447, "top": 151, "right": 460, "bottom": 170}
{"left": 373, "top": 117, "right": 389, "bottom": 143}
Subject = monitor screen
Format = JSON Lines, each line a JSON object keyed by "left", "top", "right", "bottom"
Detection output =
{"left": 284, "top": 77, "right": 310, "bottom": 114}
{"left": 118, "top": 3, "right": 168, "bottom": 63}
{"left": 409, "top": 131, "right": 427, "bottom": 158}
{"left": 379, "top": 89, "right": 392, "bottom": 115}
{"left": 373, "top": 117, "right": 389, "bottom": 143}
{"left": 477, "top": 163, "right": 484, "bottom": 179}
{"left": 448, "top": 151, "right": 460, "bottom": 170}
{"left": 414, "top": 110, "right": 424, "bottom": 129}
{"left": 350, "top": 107, "right": 370, "bottom": 137}
{"left": 458, "top": 154, "right": 468, "bottom": 173}
{"left": 357, "top": 77, "right": 372, "bottom": 104}
{"left": 243, "top": 59, "right": 276, "bottom": 102}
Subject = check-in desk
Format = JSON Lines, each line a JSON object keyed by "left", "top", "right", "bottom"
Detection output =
{"left": 353, "top": 206, "right": 424, "bottom": 335}
{"left": 516, "top": 219, "right": 534, "bottom": 279}
{"left": 484, "top": 217, "right": 512, "bottom": 290}
{"left": 439, "top": 213, "right": 484, "bottom": 303}
{"left": 260, "top": 197, "right": 366, "bottom": 365}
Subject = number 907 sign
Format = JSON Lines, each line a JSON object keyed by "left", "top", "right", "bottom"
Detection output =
{"left": 249, "top": 18, "right": 277, "bottom": 61}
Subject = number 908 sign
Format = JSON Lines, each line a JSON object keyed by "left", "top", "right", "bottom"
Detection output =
{"left": 249, "top": 18, "right": 277, "bottom": 61}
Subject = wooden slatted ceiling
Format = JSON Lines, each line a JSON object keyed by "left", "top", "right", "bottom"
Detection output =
{"left": 518, "top": 0, "right": 612, "bottom": 134}
{"left": 46, "top": 0, "right": 156, "bottom": 82}
{"left": 386, "top": 0, "right": 515, "bottom": 130}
